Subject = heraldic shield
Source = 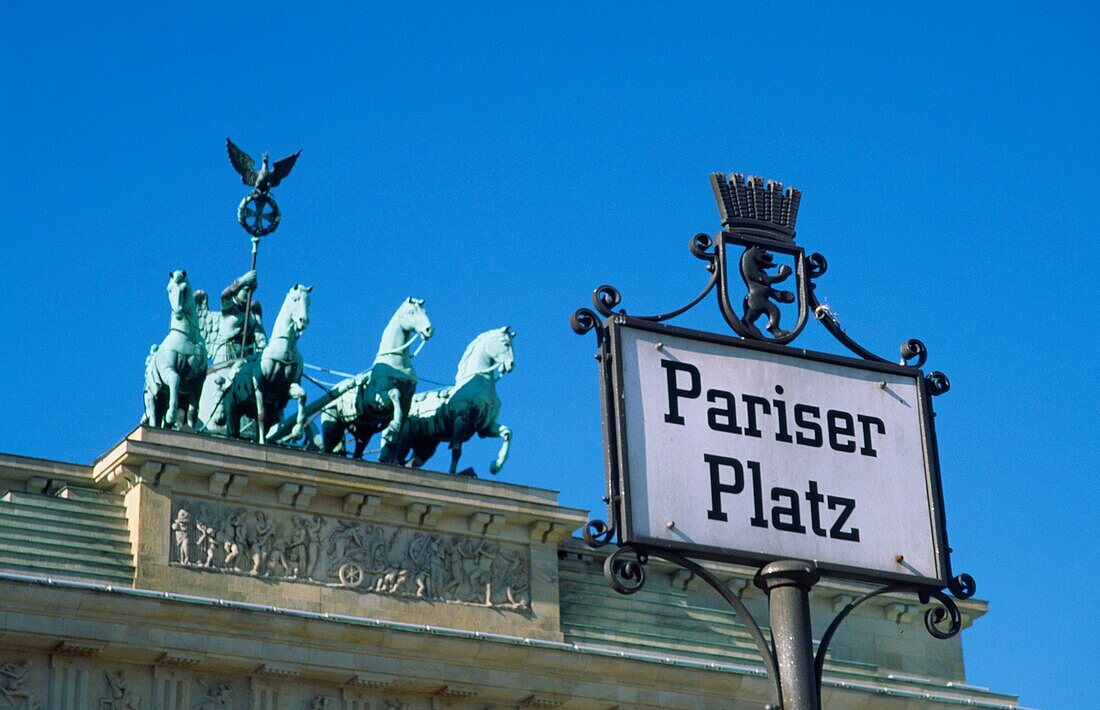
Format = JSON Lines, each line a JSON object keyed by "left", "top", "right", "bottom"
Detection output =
{"left": 710, "top": 173, "right": 810, "bottom": 344}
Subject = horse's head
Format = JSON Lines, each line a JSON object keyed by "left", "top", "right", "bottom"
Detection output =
{"left": 457, "top": 326, "right": 516, "bottom": 381}
{"left": 398, "top": 297, "right": 434, "bottom": 340}
{"left": 491, "top": 326, "right": 517, "bottom": 375}
{"left": 280, "top": 284, "right": 313, "bottom": 334}
{"left": 166, "top": 270, "right": 194, "bottom": 318}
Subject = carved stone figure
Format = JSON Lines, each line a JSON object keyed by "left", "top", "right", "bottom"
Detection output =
{"left": 284, "top": 517, "right": 308, "bottom": 578}
{"left": 0, "top": 661, "right": 40, "bottom": 709}
{"left": 393, "top": 327, "right": 515, "bottom": 475}
{"left": 171, "top": 509, "right": 192, "bottom": 565}
{"left": 99, "top": 670, "right": 142, "bottom": 710}
{"left": 426, "top": 534, "right": 447, "bottom": 599}
{"left": 406, "top": 532, "right": 430, "bottom": 597}
{"left": 248, "top": 510, "right": 277, "bottom": 576}
{"left": 493, "top": 547, "right": 529, "bottom": 608}
{"left": 463, "top": 539, "right": 495, "bottom": 605}
{"left": 325, "top": 520, "right": 365, "bottom": 579}
{"left": 740, "top": 246, "right": 794, "bottom": 339}
{"left": 369, "top": 526, "right": 395, "bottom": 570}
{"left": 284, "top": 514, "right": 322, "bottom": 580}
{"left": 196, "top": 516, "right": 219, "bottom": 568}
{"left": 197, "top": 283, "right": 312, "bottom": 444}
{"left": 142, "top": 271, "right": 208, "bottom": 429}
{"left": 319, "top": 298, "right": 434, "bottom": 460}
{"left": 208, "top": 270, "right": 267, "bottom": 364}
{"left": 303, "top": 514, "right": 323, "bottom": 579}
{"left": 197, "top": 680, "right": 232, "bottom": 709}
{"left": 220, "top": 508, "right": 247, "bottom": 571}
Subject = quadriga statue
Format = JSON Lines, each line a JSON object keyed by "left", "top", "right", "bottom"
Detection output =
{"left": 392, "top": 326, "right": 515, "bottom": 476}
{"left": 142, "top": 270, "right": 208, "bottom": 429}
{"left": 196, "top": 283, "right": 312, "bottom": 444}
{"left": 319, "top": 298, "right": 434, "bottom": 460}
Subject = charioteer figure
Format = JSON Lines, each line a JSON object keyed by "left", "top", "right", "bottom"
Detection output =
{"left": 210, "top": 269, "right": 267, "bottom": 363}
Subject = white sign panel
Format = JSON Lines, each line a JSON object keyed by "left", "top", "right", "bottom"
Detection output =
{"left": 609, "top": 320, "right": 946, "bottom": 585}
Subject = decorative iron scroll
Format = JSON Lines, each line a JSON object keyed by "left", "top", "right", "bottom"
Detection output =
{"left": 811, "top": 571, "right": 976, "bottom": 705}
{"left": 169, "top": 498, "right": 531, "bottom": 612}
{"left": 597, "top": 543, "right": 785, "bottom": 707}
{"left": 571, "top": 173, "right": 951, "bottom": 389}
{"left": 587, "top": 541, "right": 974, "bottom": 710}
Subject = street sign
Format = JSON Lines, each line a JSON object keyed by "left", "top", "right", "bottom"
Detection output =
{"left": 575, "top": 173, "right": 974, "bottom": 708}
{"left": 604, "top": 316, "right": 950, "bottom": 588}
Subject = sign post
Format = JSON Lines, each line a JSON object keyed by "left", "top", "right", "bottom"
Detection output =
{"left": 758, "top": 560, "right": 820, "bottom": 710}
{"left": 572, "top": 173, "right": 975, "bottom": 709}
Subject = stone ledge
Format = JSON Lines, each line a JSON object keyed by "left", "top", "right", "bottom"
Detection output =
{"left": 0, "top": 576, "right": 1021, "bottom": 709}
{"left": 92, "top": 427, "right": 587, "bottom": 534}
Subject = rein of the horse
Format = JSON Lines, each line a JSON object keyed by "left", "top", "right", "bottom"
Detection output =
{"left": 301, "top": 330, "right": 428, "bottom": 383}
{"left": 376, "top": 331, "right": 427, "bottom": 358}
{"left": 454, "top": 363, "right": 507, "bottom": 387}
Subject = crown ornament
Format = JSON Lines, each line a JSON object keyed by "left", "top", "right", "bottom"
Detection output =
{"left": 710, "top": 172, "right": 802, "bottom": 244}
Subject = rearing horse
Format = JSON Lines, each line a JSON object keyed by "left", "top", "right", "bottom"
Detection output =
{"left": 320, "top": 297, "right": 434, "bottom": 460}
{"left": 394, "top": 326, "right": 515, "bottom": 475}
{"left": 143, "top": 270, "right": 208, "bottom": 428}
{"left": 197, "top": 283, "right": 312, "bottom": 444}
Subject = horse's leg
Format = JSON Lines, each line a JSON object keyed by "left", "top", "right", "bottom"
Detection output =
{"left": 142, "top": 375, "right": 157, "bottom": 427}
{"left": 304, "top": 421, "right": 322, "bottom": 451}
{"left": 448, "top": 442, "right": 463, "bottom": 474}
{"left": 489, "top": 424, "right": 512, "bottom": 475}
{"left": 321, "top": 414, "right": 344, "bottom": 454}
{"left": 448, "top": 414, "right": 476, "bottom": 474}
{"left": 252, "top": 372, "right": 266, "bottom": 444}
{"left": 163, "top": 367, "right": 181, "bottom": 428}
{"left": 378, "top": 388, "right": 403, "bottom": 463}
{"left": 408, "top": 439, "right": 439, "bottom": 469}
{"left": 185, "top": 397, "right": 198, "bottom": 429}
{"left": 352, "top": 433, "right": 368, "bottom": 460}
{"left": 185, "top": 372, "right": 204, "bottom": 429}
{"left": 277, "top": 382, "right": 307, "bottom": 442}
{"left": 390, "top": 421, "right": 411, "bottom": 465}
{"left": 226, "top": 397, "right": 240, "bottom": 439}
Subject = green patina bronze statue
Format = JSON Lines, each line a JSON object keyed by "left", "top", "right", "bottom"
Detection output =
{"left": 136, "top": 143, "right": 521, "bottom": 477}
{"left": 142, "top": 271, "right": 208, "bottom": 429}
{"left": 319, "top": 298, "right": 434, "bottom": 460}
{"left": 392, "top": 327, "right": 515, "bottom": 476}
{"left": 202, "top": 270, "right": 268, "bottom": 363}
{"left": 196, "top": 283, "right": 312, "bottom": 444}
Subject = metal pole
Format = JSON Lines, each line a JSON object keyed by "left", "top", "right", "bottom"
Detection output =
{"left": 240, "top": 235, "right": 260, "bottom": 350}
{"left": 756, "top": 560, "right": 821, "bottom": 710}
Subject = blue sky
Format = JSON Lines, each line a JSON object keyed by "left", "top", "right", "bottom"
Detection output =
{"left": 2, "top": 3, "right": 1097, "bottom": 706}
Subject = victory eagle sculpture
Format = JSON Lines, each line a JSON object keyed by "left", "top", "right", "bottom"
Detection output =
{"left": 226, "top": 138, "right": 301, "bottom": 195}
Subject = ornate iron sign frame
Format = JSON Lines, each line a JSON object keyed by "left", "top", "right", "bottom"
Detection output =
{"left": 571, "top": 173, "right": 975, "bottom": 709}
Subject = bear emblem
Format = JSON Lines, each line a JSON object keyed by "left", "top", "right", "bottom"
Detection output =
{"left": 740, "top": 246, "right": 795, "bottom": 338}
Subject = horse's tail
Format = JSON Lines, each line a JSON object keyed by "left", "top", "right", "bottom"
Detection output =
{"left": 144, "top": 344, "right": 161, "bottom": 384}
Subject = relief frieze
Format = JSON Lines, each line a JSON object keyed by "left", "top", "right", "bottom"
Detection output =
{"left": 169, "top": 499, "right": 530, "bottom": 611}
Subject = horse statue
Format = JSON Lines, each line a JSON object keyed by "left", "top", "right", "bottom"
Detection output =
{"left": 196, "top": 283, "right": 312, "bottom": 444}
{"left": 319, "top": 297, "right": 434, "bottom": 460}
{"left": 393, "top": 326, "right": 515, "bottom": 476}
{"left": 142, "top": 270, "right": 208, "bottom": 429}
